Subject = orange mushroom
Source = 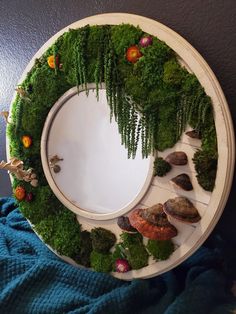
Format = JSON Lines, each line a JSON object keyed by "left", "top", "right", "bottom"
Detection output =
{"left": 129, "top": 204, "right": 177, "bottom": 240}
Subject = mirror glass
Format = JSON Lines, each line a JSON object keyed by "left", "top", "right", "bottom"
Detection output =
{"left": 46, "top": 88, "right": 152, "bottom": 215}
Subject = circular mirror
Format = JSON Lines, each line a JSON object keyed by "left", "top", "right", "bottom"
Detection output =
{"left": 41, "top": 86, "right": 154, "bottom": 220}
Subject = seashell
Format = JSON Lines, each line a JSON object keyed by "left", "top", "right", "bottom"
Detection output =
{"left": 129, "top": 205, "right": 177, "bottom": 240}
{"left": 171, "top": 173, "right": 193, "bottom": 191}
{"left": 165, "top": 151, "right": 188, "bottom": 165}
{"left": 117, "top": 216, "right": 137, "bottom": 233}
{"left": 185, "top": 130, "right": 201, "bottom": 139}
{"left": 163, "top": 196, "right": 201, "bottom": 223}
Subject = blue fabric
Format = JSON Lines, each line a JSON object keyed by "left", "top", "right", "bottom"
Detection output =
{"left": 0, "top": 197, "right": 235, "bottom": 314}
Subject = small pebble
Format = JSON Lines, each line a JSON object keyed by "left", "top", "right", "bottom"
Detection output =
{"left": 53, "top": 165, "right": 61, "bottom": 173}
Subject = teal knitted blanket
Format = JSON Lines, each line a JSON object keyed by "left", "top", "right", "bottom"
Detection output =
{"left": 0, "top": 197, "right": 235, "bottom": 314}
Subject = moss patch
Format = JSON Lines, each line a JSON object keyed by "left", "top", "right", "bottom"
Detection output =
{"left": 90, "top": 251, "right": 113, "bottom": 273}
{"left": 116, "top": 232, "right": 149, "bottom": 270}
{"left": 146, "top": 239, "right": 174, "bottom": 261}
{"left": 91, "top": 227, "right": 116, "bottom": 253}
{"left": 34, "top": 209, "right": 81, "bottom": 257}
{"left": 154, "top": 157, "right": 172, "bottom": 177}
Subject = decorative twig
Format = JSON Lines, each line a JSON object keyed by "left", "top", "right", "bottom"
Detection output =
{"left": 0, "top": 111, "right": 10, "bottom": 123}
{"left": 0, "top": 158, "right": 38, "bottom": 187}
{"left": 15, "top": 87, "right": 31, "bottom": 102}
{"left": 49, "top": 155, "right": 63, "bottom": 167}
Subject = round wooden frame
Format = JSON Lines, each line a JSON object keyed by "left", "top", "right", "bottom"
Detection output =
{"left": 7, "top": 13, "right": 235, "bottom": 280}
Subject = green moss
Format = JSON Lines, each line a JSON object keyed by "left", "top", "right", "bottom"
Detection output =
{"left": 146, "top": 239, "right": 174, "bottom": 261}
{"left": 154, "top": 157, "right": 172, "bottom": 177}
{"left": 126, "top": 244, "right": 149, "bottom": 269}
{"left": 137, "top": 37, "right": 172, "bottom": 89}
{"left": 8, "top": 64, "right": 71, "bottom": 158}
{"left": 182, "top": 73, "right": 199, "bottom": 94}
{"left": 87, "top": 26, "right": 105, "bottom": 59}
{"left": 120, "top": 231, "right": 143, "bottom": 246}
{"left": 22, "top": 68, "right": 71, "bottom": 137}
{"left": 117, "top": 60, "right": 133, "bottom": 79}
{"left": 19, "top": 185, "right": 60, "bottom": 224}
{"left": 74, "top": 231, "right": 92, "bottom": 267}
{"left": 35, "top": 209, "right": 81, "bottom": 257}
{"left": 193, "top": 149, "right": 217, "bottom": 191}
{"left": 90, "top": 251, "right": 112, "bottom": 273}
{"left": 7, "top": 56, "right": 71, "bottom": 163}
{"left": 124, "top": 74, "right": 149, "bottom": 104}
{"left": 147, "top": 87, "right": 179, "bottom": 151}
{"left": 163, "top": 59, "right": 186, "bottom": 85}
{"left": 119, "top": 232, "right": 149, "bottom": 270}
{"left": 192, "top": 115, "right": 217, "bottom": 191}
{"left": 111, "top": 24, "right": 143, "bottom": 57}
{"left": 6, "top": 122, "right": 22, "bottom": 158}
{"left": 59, "top": 29, "right": 80, "bottom": 86}
{"left": 91, "top": 227, "right": 116, "bottom": 253}
{"left": 201, "top": 123, "right": 217, "bottom": 152}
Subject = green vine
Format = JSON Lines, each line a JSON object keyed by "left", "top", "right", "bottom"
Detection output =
{"left": 75, "top": 25, "right": 90, "bottom": 93}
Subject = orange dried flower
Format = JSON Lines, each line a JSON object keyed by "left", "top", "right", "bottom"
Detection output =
{"left": 22, "top": 135, "right": 32, "bottom": 148}
{"left": 126, "top": 46, "right": 142, "bottom": 63}
{"left": 47, "top": 55, "right": 59, "bottom": 69}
